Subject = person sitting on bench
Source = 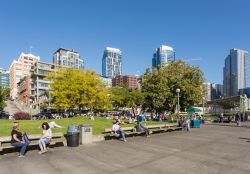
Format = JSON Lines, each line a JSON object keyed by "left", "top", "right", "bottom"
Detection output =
{"left": 112, "top": 120, "right": 127, "bottom": 142}
{"left": 135, "top": 120, "right": 150, "bottom": 137}
{"left": 38, "top": 122, "right": 52, "bottom": 154}
{"left": 11, "top": 122, "right": 29, "bottom": 157}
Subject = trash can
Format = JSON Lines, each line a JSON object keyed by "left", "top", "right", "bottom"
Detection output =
{"left": 80, "top": 124, "right": 93, "bottom": 144}
{"left": 191, "top": 120, "right": 201, "bottom": 128}
{"left": 67, "top": 125, "right": 80, "bottom": 147}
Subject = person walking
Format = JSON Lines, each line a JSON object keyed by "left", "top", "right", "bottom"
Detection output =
{"left": 235, "top": 112, "right": 241, "bottom": 126}
{"left": 38, "top": 122, "right": 52, "bottom": 154}
{"left": 11, "top": 122, "right": 29, "bottom": 157}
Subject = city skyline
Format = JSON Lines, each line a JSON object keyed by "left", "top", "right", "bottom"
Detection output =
{"left": 0, "top": 0, "right": 250, "bottom": 84}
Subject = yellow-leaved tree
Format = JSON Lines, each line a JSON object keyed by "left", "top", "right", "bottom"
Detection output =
{"left": 47, "top": 68, "right": 111, "bottom": 113}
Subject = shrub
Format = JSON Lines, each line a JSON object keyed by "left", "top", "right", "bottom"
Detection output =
{"left": 13, "top": 112, "right": 30, "bottom": 120}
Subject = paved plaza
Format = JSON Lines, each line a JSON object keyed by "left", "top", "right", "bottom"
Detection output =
{"left": 1, "top": 123, "right": 250, "bottom": 174}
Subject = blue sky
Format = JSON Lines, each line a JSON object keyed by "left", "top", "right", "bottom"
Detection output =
{"left": 0, "top": 0, "right": 249, "bottom": 84}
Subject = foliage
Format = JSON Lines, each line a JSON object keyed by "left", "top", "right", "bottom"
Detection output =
{"left": 142, "top": 60, "right": 205, "bottom": 113}
{"left": 47, "top": 68, "right": 112, "bottom": 112}
{"left": 0, "top": 87, "right": 10, "bottom": 110}
{"left": 110, "top": 86, "right": 145, "bottom": 111}
{"left": 13, "top": 112, "right": 30, "bottom": 120}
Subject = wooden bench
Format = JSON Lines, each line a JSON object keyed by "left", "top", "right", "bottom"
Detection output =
{"left": 0, "top": 132, "right": 65, "bottom": 154}
{"left": 103, "top": 123, "right": 182, "bottom": 140}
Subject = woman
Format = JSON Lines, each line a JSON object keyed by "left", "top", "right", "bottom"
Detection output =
{"left": 38, "top": 122, "right": 52, "bottom": 154}
{"left": 11, "top": 122, "right": 29, "bottom": 157}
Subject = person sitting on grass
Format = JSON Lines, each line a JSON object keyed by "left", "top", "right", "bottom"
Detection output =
{"left": 11, "top": 122, "right": 29, "bottom": 158}
{"left": 112, "top": 120, "right": 127, "bottom": 142}
{"left": 38, "top": 122, "right": 52, "bottom": 154}
{"left": 135, "top": 120, "right": 150, "bottom": 137}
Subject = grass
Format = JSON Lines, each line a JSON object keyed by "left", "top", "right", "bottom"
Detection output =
{"left": 0, "top": 116, "right": 173, "bottom": 137}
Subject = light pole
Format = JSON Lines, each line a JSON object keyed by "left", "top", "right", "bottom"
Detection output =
{"left": 176, "top": 88, "right": 180, "bottom": 121}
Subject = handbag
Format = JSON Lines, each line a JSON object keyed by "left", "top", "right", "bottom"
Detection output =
{"left": 23, "top": 133, "right": 31, "bottom": 144}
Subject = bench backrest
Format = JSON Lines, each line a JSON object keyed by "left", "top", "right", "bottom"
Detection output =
{"left": 0, "top": 132, "right": 63, "bottom": 143}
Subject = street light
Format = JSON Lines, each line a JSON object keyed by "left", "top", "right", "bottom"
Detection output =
{"left": 176, "top": 88, "right": 180, "bottom": 120}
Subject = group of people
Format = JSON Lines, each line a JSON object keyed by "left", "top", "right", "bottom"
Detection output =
{"left": 111, "top": 119, "right": 150, "bottom": 142}
{"left": 11, "top": 121, "right": 53, "bottom": 157}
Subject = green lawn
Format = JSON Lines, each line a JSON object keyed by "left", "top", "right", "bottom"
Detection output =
{"left": 0, "top": 117, "right": 172, "bottom": 137}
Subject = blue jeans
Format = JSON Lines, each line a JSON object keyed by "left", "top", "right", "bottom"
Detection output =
{"left": 11, "top": 142, "right": 29, "bottom": 156}
{"left": 116, "top": 129, "right": 126, "bottom": 140}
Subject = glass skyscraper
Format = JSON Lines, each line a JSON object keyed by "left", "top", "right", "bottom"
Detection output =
{"left": 223, "top": 48, "right": 249, "bottom": 97}
{"left": 102, "top": 47, "right": 122, "bottom": 78}
{"left": 0, "top": 68, "right": 9, "bottom": 88}
{"left": 152, "top": 45, "right": 175, "bottom": 68}
{"left": 53, "top": 48, "right": 84, "bottom": 70}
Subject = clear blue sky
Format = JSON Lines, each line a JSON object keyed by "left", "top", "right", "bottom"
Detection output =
{"left": 0, "top": 0, "right": 249, "bottom": 84}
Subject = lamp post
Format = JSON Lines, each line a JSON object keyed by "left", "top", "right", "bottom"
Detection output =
{"left": 176, "top": 88, "right": 180, "bottom": 121}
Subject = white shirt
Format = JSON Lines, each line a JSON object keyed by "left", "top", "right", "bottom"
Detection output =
{"left": 43, "top": 128, "right": 52, "bottom": 139}
{"left": 112, "top": 124, "right": 120, "bottom": 131}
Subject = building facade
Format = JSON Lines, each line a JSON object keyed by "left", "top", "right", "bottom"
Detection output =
{"left": 30, "top": 61, "right": 57, "bottom": 111}
{"left": 102, "top": 47, "right": 122, "bottom": 78}
{"left": 100, "top": 76, "right": 112, "bottom": 88}
{"left": 223, "top": 48, "right": 250, "bottom": 97}
{"left": 53, "top": 48, "right": 84, "bottom": 70}
{"left": 112, "top": 75, "right": 140, "bottom": 90}
{"left": 17, "top": 76, "right": 31, "bottom": 105}
{"left": 9, "top": 53, "right": 40, "bottom": 99}
{"left": 0, "top": 68, "right": 9, "bottom": 88}
{"left": 152, "top": 45, "right": 175, "bottom": 68}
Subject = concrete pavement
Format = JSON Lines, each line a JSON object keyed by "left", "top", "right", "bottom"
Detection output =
{"left": 1, "top": 123, "right": 250, "bottom": 174}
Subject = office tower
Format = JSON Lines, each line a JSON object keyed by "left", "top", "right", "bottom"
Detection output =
{"left": 0, "top": 68, "right": 9, "bottom": 88}
{"left": 53, "top": 48, "right": 84, "bottom": 70}
{"left": 102, "top": 47, "right": 122, "bottom": 78}
{"left": 223, "top": 48, "right": 249, "bottom": 97}
{"left": 9, "top": 53, "right": 40, "bottom": 99}
{"left": 152, "top": 45, "right": 175, "bottom": 68}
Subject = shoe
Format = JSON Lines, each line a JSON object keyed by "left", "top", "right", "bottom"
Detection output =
{"left": 38, "top": 151, "right": 45, "bottom": 154}
{"left": 18, "top": 155, "right": 25, "bottom": 158}
{"left": 123, "top": 139, "right": 127, "bottom": 142}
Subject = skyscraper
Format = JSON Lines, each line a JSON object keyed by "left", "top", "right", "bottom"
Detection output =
{"left": 223, "top": 48, "right": 250, "bottom": 97}
{"left": 152, "top": 45, "right": 175, "bottom": 68}
{"left": 0, "top": 68, "right": 9, "bottom": 88}
{"left": 53, "top": 48, "right": 84, "bottom": 70}
{"left": 102, "top": 47, "right": 122, "bottom": 78}
{"left": 9, "top": 53, "right": 40, "bottom": 99}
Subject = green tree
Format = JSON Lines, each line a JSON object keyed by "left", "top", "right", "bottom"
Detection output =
{"left": 47, "top": 68, "right": 111, "bottom": 113}
{"left": 0, "top": 87, "right": 9, "bottom": 110}
{"left": 110, "top": 86, "right": 145, "bottom": 115}
{"left": 142, "top": 61, "right": 205, "bottom": 113}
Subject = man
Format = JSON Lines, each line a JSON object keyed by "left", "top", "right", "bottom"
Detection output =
{"left": 112, "top": 120, "right": 127, "bottom": 142}
{"left": 135, "top": 120, "right": 150, "bottom": 137}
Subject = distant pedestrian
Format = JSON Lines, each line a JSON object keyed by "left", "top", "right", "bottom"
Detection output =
{"left": 11, "top": 122, "right": 29, "bottom": 157}
{"left": 219, "top": 113, "right": 224, "bottom": 123}
{"left": 235, "top": 112, "right": 241, "bottom": 126}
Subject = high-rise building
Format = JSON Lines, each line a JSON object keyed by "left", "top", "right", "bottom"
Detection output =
{"left": 0, "top": 68, "right": 9, "bottom": 88}
{"left": 102, "top": 47, "right": 122, "bottom": 78}
{"left": 9, "top": 53, "right": 40, "bottom": 99}
{"left": 53, "top": 48, "right": 84, "bottom": 70}
{"left": 152, "top": 45, "right": 175, "bottom": 68}
{"left": 223, "top": 48, "right": 249, "bottom": 97}
{"left": 112, "top": 75, "right": 141, "bottom": 90}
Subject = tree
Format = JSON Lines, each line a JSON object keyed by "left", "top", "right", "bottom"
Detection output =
{"left": 47, "top": 68, "right": 111, "bottom": 113}
{"left": 142, "top": 61, "right": 205, "bottom": 113}
{"left": 110, "top": 86, "right": 145, "bottom": 115}
{"left": 0, "top": 87, "right": 9, "bottom": 110}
